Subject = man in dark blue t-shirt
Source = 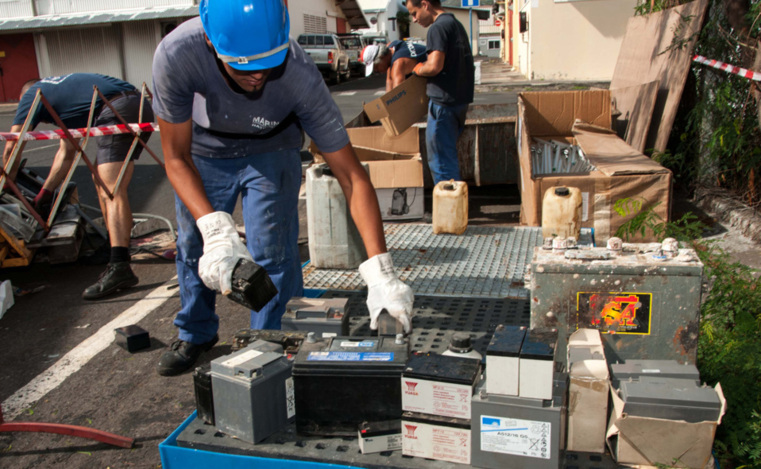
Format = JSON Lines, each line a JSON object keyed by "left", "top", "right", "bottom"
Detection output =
{"left": 406, "top": 0, "right": 474, "bottom": 185}
{"left": 363, "top": 39, "right": 427, "bottom": 91}
{"left": 3, "top": 73, "right": 153, "bottom": 301}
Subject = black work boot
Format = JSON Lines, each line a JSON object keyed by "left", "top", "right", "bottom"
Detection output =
{"left": 81, "top": 262, "right": 139, "bottom": 300}
{"left": 157, "top": 335, "right": 219, "bottom": 376}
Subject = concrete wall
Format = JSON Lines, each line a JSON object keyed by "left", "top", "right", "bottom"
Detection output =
{"left": 510, "top": 0, "right": 637, "bottom": 81}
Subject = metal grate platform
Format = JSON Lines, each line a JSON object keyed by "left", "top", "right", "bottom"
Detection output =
{"left": 303, "top": 225, "right": 542, "bottom": 298}
{"left": 326, "top": 291, "right": 529, "bottom": 357}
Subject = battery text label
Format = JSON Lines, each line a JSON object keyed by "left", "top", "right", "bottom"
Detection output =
{"left": 480, "top": 416, "right": 551, "bottom": 459}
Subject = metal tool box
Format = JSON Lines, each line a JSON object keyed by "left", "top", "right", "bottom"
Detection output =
{"left": 529, "top": 245, "right": 703, "bottom": 365}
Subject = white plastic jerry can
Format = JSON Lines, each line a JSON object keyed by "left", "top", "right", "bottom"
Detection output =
{"left": 432, "top": 180, "right": 468, "bottom": 235}
{"left": 541, "top": 186, "right": 582, "bottom": 240}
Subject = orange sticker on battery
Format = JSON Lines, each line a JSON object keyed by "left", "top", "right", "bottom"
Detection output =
{"left": 576, "top": 292, "right": 652, "bottom": 335}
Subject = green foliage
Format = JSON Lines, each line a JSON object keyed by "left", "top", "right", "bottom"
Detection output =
{"left": 613, "top": 199, "right": 703, "bottom": 241}
{"left": 696, "top": 243, "right": 761, "bottom": 467}
{"left": 613, "top": 198, "right": 761, "bottom": 466}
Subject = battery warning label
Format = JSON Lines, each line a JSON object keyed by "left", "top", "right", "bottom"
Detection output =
{"left": 307, "top": 352, "right": 393, "bottom": 362}
{"left": 480, "top": 416, "right": 551, "bottom": 459}
{"left": 577, "top": 292, "right": 652, "bottom": 335}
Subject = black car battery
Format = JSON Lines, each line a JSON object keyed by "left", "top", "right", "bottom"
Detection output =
{"left": 192, "top": 363, "right": 215, "bottom": 425}
{"left": 281, "top": 297, "right": 350, "bottom": 337}
{"left": 292, "top": 334, "right": 410, "bottom": 436}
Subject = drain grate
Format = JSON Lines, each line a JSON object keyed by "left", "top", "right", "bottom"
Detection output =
{"left": 303, "top": 225, "right": 542, "bottom": 298}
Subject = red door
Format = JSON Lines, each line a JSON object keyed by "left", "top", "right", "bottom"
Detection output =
{"left": 0, "top": 33, "right": 39, "bottom": 103}
{"left": 336, "top": 18, "right": 347, "bottom": 34}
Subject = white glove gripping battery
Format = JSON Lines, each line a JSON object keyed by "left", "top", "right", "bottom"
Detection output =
{"left": 359, "top": 252, "right": 415, "bottom": 333}
{"left": 196, "top": 211, "right": 253, "bottom": 295}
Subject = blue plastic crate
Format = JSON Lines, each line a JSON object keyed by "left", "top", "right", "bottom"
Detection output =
{"left": 159, "top": 412, "right": 360, "bottom": 469}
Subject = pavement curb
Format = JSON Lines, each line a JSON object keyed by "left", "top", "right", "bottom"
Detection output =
{"left": 694, "top": 186, "right": 761, "bottom": 245}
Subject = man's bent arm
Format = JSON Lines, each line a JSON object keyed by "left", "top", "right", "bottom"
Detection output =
{"left": 2, "top": 124, "right": 27, "bottom": 180}
{"left": 158, "top": 117, "right": 214, "bottom": 220}
{"left": 413, "top": 50, "right": 444, "bottom": 77}
{"left": 322, "top": 143, "right": 387, "bottom": 258}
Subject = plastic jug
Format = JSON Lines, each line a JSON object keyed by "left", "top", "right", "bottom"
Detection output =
{"left": 432, "top": 180, "right": 468, "bottom": 235}
{"left": 306, "top": 163, "right": 368, "bottom": 269}
{"left": 542, "top": 186, "right": 582, "bottom": 239}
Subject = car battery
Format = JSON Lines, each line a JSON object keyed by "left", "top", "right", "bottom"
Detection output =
{"left": 610, "top": 359, "right": 700, "bottom": 387}
{"left": 292, "top": 335, "right": 409, "bottom": 436}
{"left": 192, "top": 364, "right": 215, "bottom": 425}
{"left": 210, "top": 340, "right": 294, "bottom": 444}
{"left": 529, "top": 244, "right": 704, "bottom": 366}
{"left": 402, "top": 352, "right": 482, "bottom": 420}
{"left": 232, "top": 328, "right": 306, "bottom": 354}
{"left": 401, "top": 411, "right": 471, "bottom": 465}
{"left": 471, "top": 376, "right": 567, "bottom": 469}
{"left": 618, "top": 376, "right": 722, "bottom": 423}
{"left": 519, "top": 329, "right": 557, "bottom": 400}
{"left": 282, "top": 297, "right": 350, "bottom": 337}
{"left": 358, "top": 419, "right": 402, "bottom": 454}
{"left": 485, "top": 325, "right": 526, "bottom": 396}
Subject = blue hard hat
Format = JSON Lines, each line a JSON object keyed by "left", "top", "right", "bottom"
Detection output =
{"left": 200, "top": 0, "right": 290, "bottom": 71}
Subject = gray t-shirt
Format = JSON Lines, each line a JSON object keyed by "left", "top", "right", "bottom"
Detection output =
{"left": 152, "top": 17, "right": 348, "bottom": 158}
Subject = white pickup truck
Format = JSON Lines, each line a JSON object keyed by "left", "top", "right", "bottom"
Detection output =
{"left": 297, "top": 33, "right": 351, "bottom": 85}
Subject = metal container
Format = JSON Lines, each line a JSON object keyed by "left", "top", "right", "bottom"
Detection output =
{"left": 529, "top": 245, "right": 704, "bottom": 365}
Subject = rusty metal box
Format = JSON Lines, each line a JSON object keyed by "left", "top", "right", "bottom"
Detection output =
{"left": 528, "top": 245, "right": 703, "bottom": 365}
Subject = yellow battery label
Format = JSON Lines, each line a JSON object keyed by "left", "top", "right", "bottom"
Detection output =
{"left": 576, "top": 292, "right": 652, "bottom": 335}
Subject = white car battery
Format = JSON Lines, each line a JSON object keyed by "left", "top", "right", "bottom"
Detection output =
{"left": 401, "top": 411, "right": 471, "bottom": 465}
{"left": 357, "top": 419, "right": 402, "bottom": 454}
{"left": 518, "top": 329, "right": 557, "bottom": 400}
{"left": 485, "top": 325, "right": 526, "bottom": 396}
{"left": 402, "top": 352, "right": 482, "bottom": 420}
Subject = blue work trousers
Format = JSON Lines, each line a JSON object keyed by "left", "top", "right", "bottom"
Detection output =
{"left": 426, "top": 100, "right": 469, "bottom": 185}
{"left": 173, "top": 149, "right": 303, "bottom": 344}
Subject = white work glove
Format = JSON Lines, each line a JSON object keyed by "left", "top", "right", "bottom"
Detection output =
{"left": 359, "top": 253, "right": 414, "bottom": 333}
{"left": 196, "top": 211, "right": 253, "bottom": 296}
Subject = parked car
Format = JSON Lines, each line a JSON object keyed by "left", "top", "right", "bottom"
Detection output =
{"left": 297, "top": 33, "right": 351, "bottom": 85}
{"left": 337, "top": 33, "right": 366, "bottom": 77}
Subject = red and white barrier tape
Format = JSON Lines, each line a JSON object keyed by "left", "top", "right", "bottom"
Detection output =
{"left": 693, "top": 54, "right": 761, "bottom": 82}
{"left": 0, "top": 122, "right": 159, "bottom": 142}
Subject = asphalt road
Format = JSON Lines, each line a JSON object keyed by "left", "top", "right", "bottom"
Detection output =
{"left": 0, "top": 73, "right": 518, "bottom": 469}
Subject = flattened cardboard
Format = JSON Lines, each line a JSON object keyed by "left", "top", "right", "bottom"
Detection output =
{"left": 364, "top": 75, "right": 428, "bottom": 136}
{"left": 347, "top": 126, "right": 420, "bottom": 155}
{"left": 606, "top": 383, "right": 725, "bottom": 468}
{"left": 573, "top": 126, "right": 670, "bottom": 176}
{"left": 567, "top": 329, "right": 609, "bottom": 454}
{"left": 610, "top": 0, "right": 710, "bottom": 153}
{"left": 611, "top": 81, "right": 659, "bottom": 153}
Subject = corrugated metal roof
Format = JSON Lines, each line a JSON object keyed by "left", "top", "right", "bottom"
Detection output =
{"left": 0, "top": 6, "right": 198, "bottom": 32}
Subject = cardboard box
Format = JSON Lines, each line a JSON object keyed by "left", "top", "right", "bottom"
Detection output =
{"left": 348, "top": 127, "right": 424, "bottom": 221}
{"left": 310, "top": 126, "right": 424, "bottom": 220}
{"left": 364, "top": 75, "right": 428, "bottom": 136}
{"left": 517, "top": 90, "right": 672, "bottom": 242}
{"left": 606, "top": 383, "right": 725, "bottom": 468}
{"left": 566, "top": 329, "right": 609, "bottom": 454}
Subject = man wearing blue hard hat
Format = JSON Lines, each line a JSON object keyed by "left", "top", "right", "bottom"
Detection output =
{"left": 151, "top": 0, "right": 414, "bottom": 376}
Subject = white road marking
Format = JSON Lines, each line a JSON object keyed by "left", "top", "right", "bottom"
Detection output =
{"left": 1, "top": 277, "right": 179, "bottom": 421}
{"left": 338, "top": 91, "right": 357, "bottom": 96}
{"left": 374, "top": 91, "right": 385, "bottom": 96}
